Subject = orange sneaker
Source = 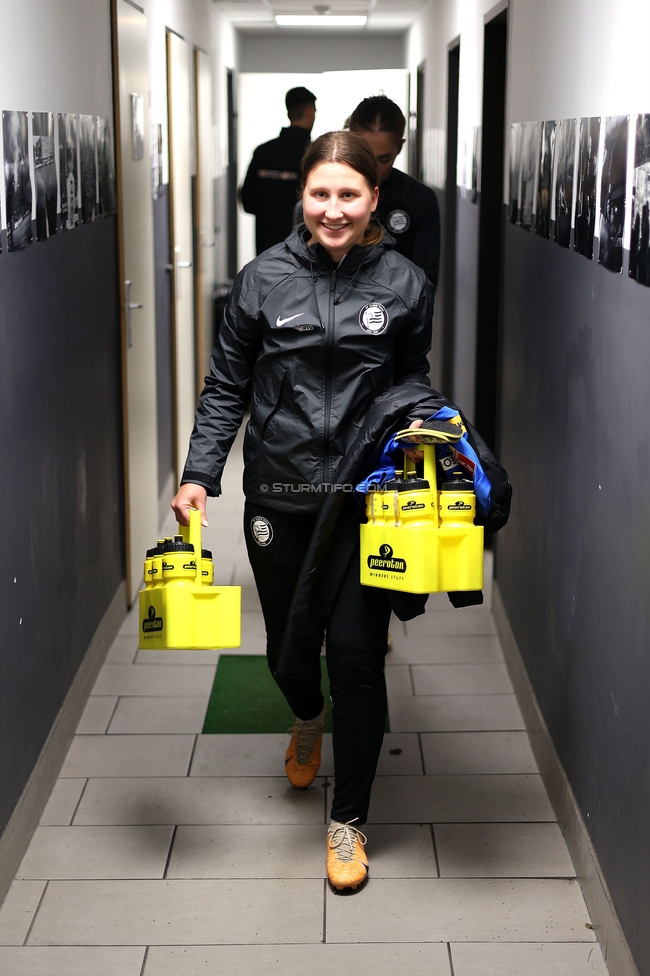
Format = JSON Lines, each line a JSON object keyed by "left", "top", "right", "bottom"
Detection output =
{"left": 326, "top": 819, "right": 369, "bottom": 890}
{"left": 285, "top": 706, "right": 326, "bottom": 789}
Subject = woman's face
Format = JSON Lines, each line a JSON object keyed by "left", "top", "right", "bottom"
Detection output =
{"left": 303, "top": 161, "right": 379, "bottom": 262}
{"left": 356, "top": 130, "right": 404, "bottom": 184}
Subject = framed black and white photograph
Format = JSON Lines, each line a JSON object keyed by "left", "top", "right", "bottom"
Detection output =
{"left": 554, "top": 119, "right": 577, "bottom": 248}
{"left": 519, "top": 121, "right": 539, "bottom": 230}
{"left": 96, "top": 116, "right": 117, "bottom": 217}
{"left": 131, "top": 93, "right": 145, "bottom": 161}
{"left": 598, "top": 116, "right": 628, "bottom": 273}
{"left": 150, "top": 122, "right": 163, "bottom": 200}
{"left": 471, "top": 125, "right": 481, "bottom": 204}
{"left": 32, "top": 112, "right": 57, "bottom": 241}
{"left": 156, "top": 123, "right": 164, "bottom": 189}
{"left": 574, "top": 117, "right": 600, "bottom": 259}
{"left": 58, "top": 113, "right": 78, "bottom": 231}
{"left": 535, "top": 120, "right": 555, "bottom": 238}
{"left": 78, "top": 114, "right": 96, "bottom": 224}
{"left": 509, "top": 122, "right": 522, "bottom": 224}
{"left": 629, "top": 114, "right": 650, "bottom": 286}
{"left": 3, "top": 110, "right": 33, "bottom": 251}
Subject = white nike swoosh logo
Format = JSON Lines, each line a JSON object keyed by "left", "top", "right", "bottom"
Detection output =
{"left": 276, "top": 313, "right": 304, "bottom": 328}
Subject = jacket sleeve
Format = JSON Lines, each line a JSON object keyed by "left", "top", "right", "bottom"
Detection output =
{"left": 411, "top": 187, "right": 441, "bottom": 289}
{"left": 240, "top": 151, "right": 260, "bottom": 216}
{"left": 181, "top": 275, "right": 261, "bottom": 496}
{"left": 393, "top": 277, "right": 434, "bottom": 387}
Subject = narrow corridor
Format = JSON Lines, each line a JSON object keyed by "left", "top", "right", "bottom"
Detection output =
{"left": 0, "top": 435, "right": 607, "bottom": 975}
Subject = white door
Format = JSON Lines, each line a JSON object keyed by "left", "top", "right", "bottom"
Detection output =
{"left": 194, "top": 47, "right": 216, "bottom": 389}
{"left": 113, "top": 0, "right": 159, "bottom": 605}
{"left": 167, "top": 30, "right": 195, "bottom": 478}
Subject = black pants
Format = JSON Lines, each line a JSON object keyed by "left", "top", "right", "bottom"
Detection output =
{"left": 244, "top": 501, "right": 391, "bottom": 824}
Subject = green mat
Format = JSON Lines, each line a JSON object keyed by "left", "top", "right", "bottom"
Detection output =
{"left": 202, "top": 655, "right": 389, "bottom": 734}
{"left": 203, "top": 655, "right": 333, "bottom": 733}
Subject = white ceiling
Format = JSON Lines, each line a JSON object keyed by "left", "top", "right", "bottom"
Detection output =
{"left": 212, "top": 0, "right": 427, "bottom": 32}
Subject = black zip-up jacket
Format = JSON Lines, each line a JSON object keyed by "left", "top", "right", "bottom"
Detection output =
{"left": 182, "top": 225, "right": 435, "bottom": 513}
{"left": 377, "top": 168, "right": 441, "bottom": 288}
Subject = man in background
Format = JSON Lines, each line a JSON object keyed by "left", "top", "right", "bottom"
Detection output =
{"left": 241, "top": 86, "right": 317, "bottom": 254}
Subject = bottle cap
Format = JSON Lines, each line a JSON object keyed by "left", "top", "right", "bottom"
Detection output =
{"left": 404, "top": 474, "right": 430, "bottom": 490}
{"left": 441, "top": 478, "right": 474, "bottom": 491}
{"left": 202, "top": 549, "right": 213, "bottom": 559}
{"left": 163, "top": 539, "right": 195, "bottom": 552}
{"left": 146, "top": 545, "right": 163, "bottom": 557}
{"left": 383, "top": 478, "right": 409, "bottom": 492}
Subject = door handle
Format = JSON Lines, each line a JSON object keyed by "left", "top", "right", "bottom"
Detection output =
{"left": 124, "top": 280, "right": 143, "bottom": 348}
{"left": 170, "top": 246, "right": 192, "bottom": 300}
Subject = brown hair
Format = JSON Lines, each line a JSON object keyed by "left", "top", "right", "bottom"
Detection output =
{"left": 300, "top": 131, "right": 383, "bottom": 247}
{"left": 286, "top": 86, "right": 316, "bottom": 122}
{"left": 346, "top": 94, "right": 406, "bottom": 144}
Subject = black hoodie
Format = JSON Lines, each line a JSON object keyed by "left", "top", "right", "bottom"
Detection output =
{"left": 241, "top": 126, "right": 312, "bottom": 254}
{"left": 182, "top": 225, "right": 435, "bottom": 513}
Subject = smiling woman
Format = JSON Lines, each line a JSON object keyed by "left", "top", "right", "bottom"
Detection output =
{"left": 301, "top": 131, "right": 380, "bottom": 262}
{"left": 172, "top": 128, "right": 434, "bottom": 893}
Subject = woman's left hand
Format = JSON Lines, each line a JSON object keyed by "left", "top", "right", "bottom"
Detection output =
{"left": 402, "top": 418, "right": 425, "bottom": 462}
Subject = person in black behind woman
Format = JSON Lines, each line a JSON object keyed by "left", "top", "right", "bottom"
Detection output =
{"left": 347, "top": 94, "right": 441, "bottom": 288}
{"left": 172, "top": 131, "right": 433, "bottom": 892}
{"left": 241, "top": 86, "right": 317, "bottom": 255}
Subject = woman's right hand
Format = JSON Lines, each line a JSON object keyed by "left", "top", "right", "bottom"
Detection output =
{"left": 171, "top": 483, "right": 208, "bottom": 527}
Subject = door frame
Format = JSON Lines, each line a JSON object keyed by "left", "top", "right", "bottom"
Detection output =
{"left": 194, "top": 46, "right": 216, "bottom": 395}
{"left": 110, "top": 0, "right": 131, "bottom": 594}
{"left": 413, "top": 61, "right": 426, "bottom": 182}
{"left": 226, "top": 67, "right": 238, "bottom": 280}
{"left": 442, "top": 37, "right": 460, "bottom": 399}
{"left": 110, "top": 0, "right": 159, "bottom": 603}
{"left": 166, "top": 26, "right": 197, "bottom": 480}
{"left": 474, "top": 6, "right": 508, "bottom": 452}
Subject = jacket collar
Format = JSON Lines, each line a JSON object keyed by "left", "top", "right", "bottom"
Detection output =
{"left": 279, "top": 126, "right": 311, "bottom": 145}
{"left": 285, "top": 224, "right": 396, "bottom": 276}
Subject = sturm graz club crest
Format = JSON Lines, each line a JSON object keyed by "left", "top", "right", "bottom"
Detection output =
{"left": 387, "top": 209, "right": 410, "bottom": 234}
{"left": 367, "top": 543, "right": 406, "bottom": 573}
{"left": 250, "top": 515, "right": 273, "bottom": 546}
{"left": 359, "top": 302, "right": 389, "bottom": 335}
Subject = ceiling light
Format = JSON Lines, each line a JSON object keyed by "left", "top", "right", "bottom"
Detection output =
{"left": 275, "top": 15, "right": 367, "bottom": 27}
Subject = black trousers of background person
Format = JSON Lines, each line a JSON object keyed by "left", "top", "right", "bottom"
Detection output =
{"left": 244, "top": 501, "right": 392, "bottom": 825}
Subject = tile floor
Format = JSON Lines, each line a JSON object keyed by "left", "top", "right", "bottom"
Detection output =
{"left": 0, "top": 440, "right": 610, "bottom": 975}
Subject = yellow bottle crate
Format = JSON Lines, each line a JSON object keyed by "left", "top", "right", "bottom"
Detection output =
{"left": 139, "top": 509, "right": 241, "bottom": 650}
{"left": 360, "top": 439, "right": 484, "bottom": 595}
{"left": 360, "top": 522, "right": 484, "bottom": 594}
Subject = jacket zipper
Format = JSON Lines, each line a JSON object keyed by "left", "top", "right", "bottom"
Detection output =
{"left": 322, "top": 269, "right": 337, "bottom": 484}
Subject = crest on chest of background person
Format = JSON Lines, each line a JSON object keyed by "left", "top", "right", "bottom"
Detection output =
{"left": 386, "top": 209, "right": 411, "bottom": 234}
{"left": 359, "top": 303, "right": 389, "bottom": 335}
